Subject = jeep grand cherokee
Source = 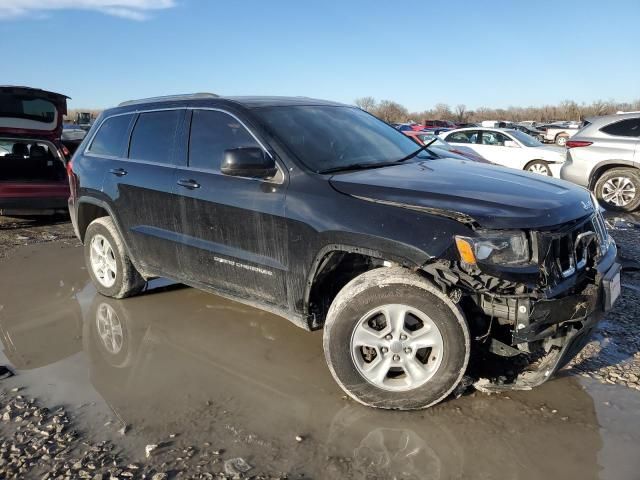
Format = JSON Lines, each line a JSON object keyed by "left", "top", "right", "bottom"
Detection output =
{"left": 68, "top": 94, "right": 620, "bottom": 409}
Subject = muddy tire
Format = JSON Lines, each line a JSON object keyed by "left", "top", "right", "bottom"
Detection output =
{"left": 594, "top": 168, "right": 640, "bottom": 212}
{"left": 524, "top": 160, "right": 551, "bottom": 176}
{"left": 84, "top": 216, "right": 146, "bottom": 299}
{"left": 323, "top": 267, "right": 470, "bottom": 410}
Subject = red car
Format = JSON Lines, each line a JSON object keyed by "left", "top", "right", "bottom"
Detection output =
{"left": 0, "top": 86, "right": 71, "bottom": 216}
{"left": 401, "top": 130, "right": 491, "bottom": 163}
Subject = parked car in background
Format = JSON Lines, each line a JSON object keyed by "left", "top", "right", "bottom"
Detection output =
{"left": 561, "top": 112, "right": 640, "bottom": 211}
{"left": 543, "top": 124, "right": 580, "bottom": 146}
{"left": 512, "top": 124, "right": 545, "bottom": 142}
{"left": 423, "top": 119, "right": 457, "bottom": 129}
{"left": 69, "top": 94, "right": 619, "bottom": 410}
{"left": 441, "top": 127, "right": 566, "bottom": 176}
{"left": 401, "top": 130, "right": 490, "bottom": 163}
{"left": 0, "top": 86, "right": 71, "bottom": 216}
{"left": 62, "top": 127, "right": 88, "bottom": 157}
{"left": 481, "top": 120, "right": 515, "bottom": 128}
{"left": 456, "top": 122, "right": 480, "bottom": 128}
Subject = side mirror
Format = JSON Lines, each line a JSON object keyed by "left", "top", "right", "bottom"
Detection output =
{"left": 503, "top": 140, "right": 519, "bottom": 148}
{"left": 221, "top": 147, "right": 277, "bottom": 179}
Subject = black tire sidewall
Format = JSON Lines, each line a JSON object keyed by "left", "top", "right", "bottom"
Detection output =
{"left": 595, "top": 169, "right": 640, "bottom": 212}
{"left": 84, "top": 220, "right": 127, "bottom": 298}
{"left": 324, "top": 282, "right": 469, "bottom": 410}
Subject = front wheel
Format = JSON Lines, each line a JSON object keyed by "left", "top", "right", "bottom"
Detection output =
{"left": 323, "top": 268, "right": 470, "bottom": 410}
{"left": 595, "top": 168, "right": 640, "bottom": 212}
{"left": 525, "top": 160, "right": 551, "bottom": 176}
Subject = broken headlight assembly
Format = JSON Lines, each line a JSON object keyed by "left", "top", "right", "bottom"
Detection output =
{"left": 455, "top": 230, "right": 530, "bottom": 266}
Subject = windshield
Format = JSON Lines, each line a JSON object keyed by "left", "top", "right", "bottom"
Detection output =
{"left": 506, "top": 129, "right": 543, "bottom": 147}
{"left": 254, "top": 106, "right": 431, "bottom": 172}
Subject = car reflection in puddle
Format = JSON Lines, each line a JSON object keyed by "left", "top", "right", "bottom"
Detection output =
{"left": 2, "top": 244, "right": 640, "bottom": 479}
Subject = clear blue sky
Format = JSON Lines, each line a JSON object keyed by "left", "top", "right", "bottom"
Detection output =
{"left": 1, "top": 0, "right": 639, "bottom": 111}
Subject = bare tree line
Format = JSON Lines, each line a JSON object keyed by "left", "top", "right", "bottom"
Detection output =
{"left": 354, "top": 97, "right": 640, "bottom": 124}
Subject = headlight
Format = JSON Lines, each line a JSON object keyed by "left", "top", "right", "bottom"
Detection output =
{"left": 455, "top": 230, "right": 530, "bottom": 266}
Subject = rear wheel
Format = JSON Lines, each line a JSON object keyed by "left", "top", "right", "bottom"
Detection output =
{"left": 525, "top": 160, "right": 551, "bottom": 176}
{"left": 555, "top": 134, "right": 568, "bottom": 146}
{"left": 595, "top": 168, "right": 640, "bottom": 212}
{"left": 84, "top": 216, "right": 146, "bottom": 298}
{"left": 323, "top": 267, "right": 470, "bottom": 410}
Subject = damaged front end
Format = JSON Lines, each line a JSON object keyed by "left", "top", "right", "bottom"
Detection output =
{"left": 423, "top": 210, "right": 621, "bottom": 391}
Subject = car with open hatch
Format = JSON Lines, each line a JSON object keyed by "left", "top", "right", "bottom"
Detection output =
{"left": 68, "top": 94, "right": 620, "bottom": 410}
{"left": 0, "top": 86, "right": 72, "bottom": 216}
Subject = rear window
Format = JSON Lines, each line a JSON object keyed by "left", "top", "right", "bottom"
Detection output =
{"left": 129, "top": 110, "right": 181, "bottom": 164}
{"left": 88, "top": 114, "right": 132, "bottom": 157}
{"left": 0, "top": 94, "right": 56, "bottom": 123}
{"left": 600, "top": 118, "right": 640, "bottom": 137}
{"left": 188, "top": 110, "right": 259, "bottom": 170}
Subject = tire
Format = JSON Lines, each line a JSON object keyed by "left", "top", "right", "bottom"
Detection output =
{"left": 524, "top": 160, "right": 551, "bottom": 176}
{"left": 594, "top": 167, "right": 640, "bottom": 212}
{"left": 323, "top": 267, "right": 470, "bottom": 410}
{"left": 555, "top": 134, "right": 568, "bottom": 146}
{"left": 84, "top": 216, "right": 146, "bottom": 298}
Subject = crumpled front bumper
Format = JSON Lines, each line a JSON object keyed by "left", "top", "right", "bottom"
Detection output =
{"left": 475, "top": 243, "right": 620, "bottom": 392}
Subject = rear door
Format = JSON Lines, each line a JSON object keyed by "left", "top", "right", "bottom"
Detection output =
{"left": 95, "top": 109, "right": 185, "bottom": 275}
{"left": 172, "top": 108, "right": 289, "bottom": 306}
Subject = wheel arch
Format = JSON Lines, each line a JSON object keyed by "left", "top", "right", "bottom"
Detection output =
{"left": 588, "top": 160, "right": 639, "bottom": 189}
{"left": 303, "top": 243, "right": 429, "bottom": 330}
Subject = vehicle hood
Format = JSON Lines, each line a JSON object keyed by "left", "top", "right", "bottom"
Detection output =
{"left": 0, "top": 86, "right": 69, "bottom": 140}
{"left": 329, "top": 158, "right": 594, "bottom": 229}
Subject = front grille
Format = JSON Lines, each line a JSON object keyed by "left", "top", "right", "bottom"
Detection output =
{"left": 537, "top": 212, "right": 608, "bottom": 287}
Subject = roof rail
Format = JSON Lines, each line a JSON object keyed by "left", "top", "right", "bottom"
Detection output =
{"left": 118, "top": 93, "right": 219, "bottom": 107}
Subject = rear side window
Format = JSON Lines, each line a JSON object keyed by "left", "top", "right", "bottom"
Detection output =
{"left": 129, "top": 110, "right": 181, "bottom": 163}
{"left": 447, "top": 131, "right": 478, "bottom": 143}
{"left": 188, "top": 110, "right": 259, "bottom": 170}
{"left": 600, "top": 118, "right": 640, "bottom": 137}
{"left": 88, "top": 114, "right": 132, "bottom": 157}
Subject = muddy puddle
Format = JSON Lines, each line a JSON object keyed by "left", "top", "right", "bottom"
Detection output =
{"left": 1, "top": 242, "right": 640, "bottom": 479}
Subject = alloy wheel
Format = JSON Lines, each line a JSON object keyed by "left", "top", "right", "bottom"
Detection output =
{"left": 602, "top": 176, "right": 637, "bottom": 207}
{"left": 89, "top": 234, "right": 117, "bottom": 288}
{"left": 350, "top": 304, "right": 444, "bottom": 392}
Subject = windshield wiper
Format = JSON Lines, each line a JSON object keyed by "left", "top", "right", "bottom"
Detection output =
{"left": 394, "top": 137, "right": 438, "bottom": 163}
{"left": 319, "top": 161, "right": 399, "bottom": 174}
{"left": 319, "top": 138, "right": 439, "bottom": 174}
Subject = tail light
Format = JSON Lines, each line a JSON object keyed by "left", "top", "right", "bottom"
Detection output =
{"left": 566, "top": 140, "right": 593, "bottom": 149}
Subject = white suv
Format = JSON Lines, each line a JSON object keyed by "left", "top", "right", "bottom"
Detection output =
{"left": 561, "top": 113, "right": 640, "bottom": 211}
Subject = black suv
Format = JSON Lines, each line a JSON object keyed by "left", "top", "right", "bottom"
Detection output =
{"left": 68, "top": 94, "right": 620, "bottom": 410}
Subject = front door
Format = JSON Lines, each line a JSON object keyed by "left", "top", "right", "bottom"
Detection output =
{"left": 172, "top": 108, "right": 288, "bottom": 307}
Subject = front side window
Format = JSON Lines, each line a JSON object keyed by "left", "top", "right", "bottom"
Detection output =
{"left": 600, "top": 118, "right": 640, "bottom": 137}
{"left": 188, "top": 110, "right": 259, "bottom": 170}
{"left": 481, "top": 131, "right": 511, "bottom": 146}
{"left": 254, "top": 106, "right": 431, "bottom": 173}
{"left": 88, "top": 114, "right": 133, "bottom": 157}
{"left": 129, "top": 110, "right": 181, "bottom": 163}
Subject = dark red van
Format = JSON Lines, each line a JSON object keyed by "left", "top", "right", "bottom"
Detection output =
{"left": 0, "top": 86, "right": 71, "bottom": 215}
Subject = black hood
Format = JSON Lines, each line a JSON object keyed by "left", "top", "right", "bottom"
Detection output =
{"left": 329, "top": 158, "right": 595, "bottom": 229}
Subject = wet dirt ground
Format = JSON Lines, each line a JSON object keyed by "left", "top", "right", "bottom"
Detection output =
{"left": 1, "top": 215, "right": 640, "bottom": 479}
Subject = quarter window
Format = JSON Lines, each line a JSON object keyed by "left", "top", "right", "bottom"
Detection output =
{"left": 600, "top": 118, "right": 640, "bottom": 137}
{"left": 88, "top": 114, "right": 132, "bottom": 157}
{"left": 129, "top": 110, "right": 181, "bottom": 163}
{"left": 481, "top": 131, "right": 511, "bottom": 146}
{"left": 188, "top": 110, "right": 259, "bottom": 170}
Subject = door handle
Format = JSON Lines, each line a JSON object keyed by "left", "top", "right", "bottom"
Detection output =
{"left": 177, "top": 179, "right": 200, "bottom": 189}
{"left": 109, "top": 168, "right": 127, "bottom": 177}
